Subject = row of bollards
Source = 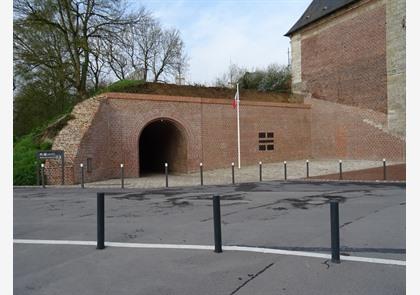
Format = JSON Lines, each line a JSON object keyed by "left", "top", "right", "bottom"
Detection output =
{"left": 38, "top": 158, "right": 389, "bottom": 188}
{"left": 77, "top": 163, "right": 126, "bottom": 189}
{"left": 95, "top": 193, "right": 342, "bottom": 262}
{"left": 114, "top": 159, "right": 390, "bottom": 189}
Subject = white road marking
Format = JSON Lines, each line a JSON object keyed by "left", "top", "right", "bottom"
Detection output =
{"left": 13, "top": 239, "right": 405, "bottom": 266}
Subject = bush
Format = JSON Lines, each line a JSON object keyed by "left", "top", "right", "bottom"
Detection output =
{"left": 13, "top": 133, "right": 52, "bottom": 186}
{"left": 239, "top": 64, "right": 291, "bottom": 93}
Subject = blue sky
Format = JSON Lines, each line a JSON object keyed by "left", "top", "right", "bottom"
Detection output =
{"left": 129, "top": 0, "right": 311, "bottom": 84}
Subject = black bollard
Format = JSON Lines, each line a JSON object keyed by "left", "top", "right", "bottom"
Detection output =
{"left": 97, "top": 193, "right": 105, "bottom": 249}
{"left": 339, "top": 160, "right": 343, "bottom": 180}
{"left": 306, "top": 160, "right": 310, "bottom": 178}
{"left": 383, "top": 159, "right": 387, "bottom": 180}
{"left": 41, "top": 163, "right": 45, "bottom": 188}
{"left": 80, "top": 163, "right": 85, "bottom": 188}
{"left": 61, "top": 158, "right": 65, "bottom": 186}
{"left": 35, "top": 161, "right": 40, "bottom": 186}
{"left": 231, "top": 162, "right": 235, "bottom": 184}
{"left": 259, "top": 161, "right": 262, "bottom": 182}
{"left": 121, "top": 164, "right": 124, "bottom": 189}
{"left": 284, "top": 161, "right": 287, "bottom": 181}
{"left": 213, "top": 195, "right": 222, "bottom": 253}
{"left": 200, "top": 162, "right": 203, "bottom": 186}
{"left": 330, "top": 200, "right": 340, "bottom": 263}
{"left": 165, "top": 163, "right": 168, "bottom": 187}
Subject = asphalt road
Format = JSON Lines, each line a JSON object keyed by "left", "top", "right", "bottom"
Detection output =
{"left": 14, "top": 181, "right": 406, "bottom": 295}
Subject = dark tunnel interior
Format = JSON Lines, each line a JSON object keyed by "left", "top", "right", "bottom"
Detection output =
{"left": 139, "top": 119, "right": 187, "bottom": 176}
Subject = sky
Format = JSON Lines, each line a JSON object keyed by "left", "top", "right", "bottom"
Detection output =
{"left": 129, "top": 0, "right": 312, "bottom": 85}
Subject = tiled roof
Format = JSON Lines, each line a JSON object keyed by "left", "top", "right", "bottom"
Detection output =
{"left": 285, "top": 0, "right": 359, "bottom": 36}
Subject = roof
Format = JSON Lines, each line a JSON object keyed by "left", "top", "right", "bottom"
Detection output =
{"left": 285, "top": 0, "right": 359, "bottom": 36}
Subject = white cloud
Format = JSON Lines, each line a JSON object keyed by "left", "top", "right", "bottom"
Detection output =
{"left": 130, "top": 0, "right": 311, "bottom": 84}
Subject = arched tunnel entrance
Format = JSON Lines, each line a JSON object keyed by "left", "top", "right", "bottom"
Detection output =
{"left": 139, "top": 119, "right": 188, "bottom": 176}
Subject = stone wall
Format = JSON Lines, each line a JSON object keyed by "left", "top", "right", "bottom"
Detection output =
{"left": 45, "top": 96, "right": 105, "bottom": 184}
{"left": 386, "top": 0, "right": 406, "bottom": 137}
{"left": 290, "top": 33, "right": 302, "bottom": 94}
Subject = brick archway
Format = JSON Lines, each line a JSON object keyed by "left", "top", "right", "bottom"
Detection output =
{"left": 138, "top": 118, "right": 188, "bottom": 176}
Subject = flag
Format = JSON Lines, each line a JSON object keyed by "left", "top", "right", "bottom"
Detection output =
{"left": 232, "top": 87, "right": 239, "bottom": 109}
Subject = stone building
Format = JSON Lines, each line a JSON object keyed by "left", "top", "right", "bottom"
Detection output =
{"left": 285, "top": 0, "right": 406, "bottom": 137}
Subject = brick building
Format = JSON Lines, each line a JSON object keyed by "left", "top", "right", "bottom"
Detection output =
{"left": 45, "top": 0, "right": 406, "bottom": 184}
{"left": 286, "top": 0, "right": 406, "bottom": 137}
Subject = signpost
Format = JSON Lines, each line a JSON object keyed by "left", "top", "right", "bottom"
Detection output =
{"left": 36, "top": 150, "right": 65, "bottom": 185}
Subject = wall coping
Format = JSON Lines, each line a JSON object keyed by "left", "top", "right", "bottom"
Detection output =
{"left": 103, "top": 92, "right": 311, "bottom": 109}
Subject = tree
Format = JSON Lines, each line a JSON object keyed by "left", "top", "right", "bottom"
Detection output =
{"left": 88, "top": 38, "right": 109, "bottom": 92}
{"left": 13, "top": 0, "right": 189, "bottom": 137}
{"left": 256, "top": 64, "right": 291, "bottom": 92}
{"left": 14, "top": 0, "right": 144, "bottom": 99}
{"left": 214, "top": 63, "right": 247, "bottom": 88}
{"left": 133, "top": 15, "right": 161, "bottom": 81}
{"left": 151, "top": 28, "right": 186, "bottom": 83}
{"left": 104, "top": 16, "right": 188, "bottom": 83}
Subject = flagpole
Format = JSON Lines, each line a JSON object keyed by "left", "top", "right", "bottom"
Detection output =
{"left": 236, "top": 83, "right": 241, "bottom": 169}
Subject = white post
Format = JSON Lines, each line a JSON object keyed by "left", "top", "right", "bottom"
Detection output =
{"left": 236, "top": 83, "right": 241, "bottom": 169}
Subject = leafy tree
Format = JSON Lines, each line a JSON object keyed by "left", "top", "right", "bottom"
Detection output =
{"left": 256, "top": 64, "right": 291, "bottom": 92}
{"left": 14, "top": 0, "right": 144, "bottom": 99}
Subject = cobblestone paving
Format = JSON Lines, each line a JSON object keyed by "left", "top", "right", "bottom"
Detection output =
{"left": 84, "top": 159, "right": 404, "bottom": 189}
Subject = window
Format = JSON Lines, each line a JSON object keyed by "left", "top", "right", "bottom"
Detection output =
{"left": 258, "top": 132, "right": 274, "bottom": 151}
{"left": 87, "top": 158, "right": 93, "bottom": 173}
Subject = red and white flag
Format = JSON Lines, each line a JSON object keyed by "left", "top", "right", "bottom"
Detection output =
{"left": 232, "top": 87, "right": 239, "bottom": 109}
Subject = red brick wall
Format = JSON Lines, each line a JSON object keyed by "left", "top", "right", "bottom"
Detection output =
{"left": 73, "top": 102, "right": 114, "bottom": 183}
{"left": 201, "top": 101, "right": 311, "bottom": 170}
{"left": 106, "top": 97, "right": 203, "bottom": 178}
{"left": 300, "top": 1, "right": 387, "bottom": 113}
{"left": 309, "top": 97, "right": 405, "bottom": 160}
{"left": 47, "top": 93, "right": 311, "bottom": 184}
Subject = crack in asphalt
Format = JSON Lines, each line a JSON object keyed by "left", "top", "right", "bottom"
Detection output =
{"left": 339, "top": 203, "right": 405, "bottom": 229}
{"left": 229, "top": 262, "right": 275, "bottom": 295}
{"left": 200, "top": 210, "right": 241, "bottom": 222}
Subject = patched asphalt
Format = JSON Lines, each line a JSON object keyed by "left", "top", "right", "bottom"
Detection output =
{"left": 14, "top": 181, "right": 406, "bottom": 295}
